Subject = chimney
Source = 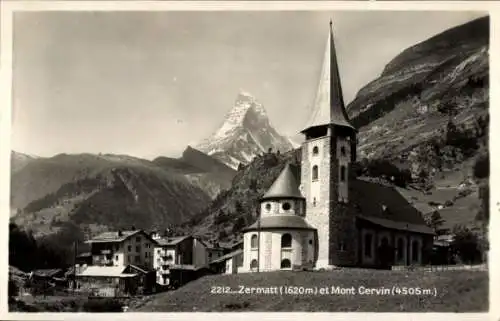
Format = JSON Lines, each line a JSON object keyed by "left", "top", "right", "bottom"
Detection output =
{"left": 118, "top": 230, "right": 123, "bottom": 237}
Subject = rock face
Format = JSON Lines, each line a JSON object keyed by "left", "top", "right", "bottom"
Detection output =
{"left": 348, "top": 16, "right": 488, "bottom": 171}
{"left": 196, "top": 91, "right": 295, "bottom": 169}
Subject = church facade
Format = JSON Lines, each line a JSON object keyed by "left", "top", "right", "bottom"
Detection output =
{"left": 240, "top": 21, "right": 434, "bottom": 272}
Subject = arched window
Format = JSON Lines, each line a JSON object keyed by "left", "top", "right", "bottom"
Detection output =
{"left": 412, "top": 240, "right": 419, "bottom": 262}
{"left": 340, "top": 146, "right": 346, "bottom": 156}
{"left": 312, "top": 146, "right": 319, "bottom": 155}
{"left": 265, "top": 203, "right": 272, "bottom": 212}
{"left": 250, "top": 234, "right": 258, "bottom": 249}
{"left": 250, "top": 259, "right": 258, "bottom": 270}
{"left": 282, "top": 202, "right": 291, "bottom": 211}
{"left": 397, "top": 238, "right": 404, "bottom": 261}
{"left": 340, "top": 165, "right": 346, "bottom": 182}
{"left": 280, "top": 259, "right": 291, "bottom": 269}
{"left": 312, "top": 165, "right": 319, "bottom": 181}
{"left": 312, "top": 197, "right": 317, "bottom": 207}
{"left": 281, "top": 233, "right": 292, "bottom": 248}
{"left": 364, "top": 233, "right": 373, "bottom": 258}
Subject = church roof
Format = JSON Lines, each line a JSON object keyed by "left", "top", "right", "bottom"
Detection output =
{"left": 350, "top": 178, "right": 433, "bottom": 234}
{"left": 242, "top": 215, "right": 316, "bottom": 232}
{"left": 261, "top": 163, "right": 305, "bottom": 200}
{"left": 302, "top": 20, "right": 355, "bottom": 133}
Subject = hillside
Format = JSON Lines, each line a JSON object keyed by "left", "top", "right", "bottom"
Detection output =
{"left": 349, "top": 16, "right": 488, "bottom": 173}
{"left": 133, "top": 269, "right": 487, "bottom": 312}
{"left": 152, "top": 146, "right": 236, "bottom": 198}
{"left": 11, "top": 153, "right": 212, "bottom": 237}
{"left": 184, "top": 17, "right": 489, "bottom": 240}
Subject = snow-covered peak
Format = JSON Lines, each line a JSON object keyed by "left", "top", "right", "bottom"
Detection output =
{"left": 207, "top": 92, "right": 268, "bottom": 141}
{"left": 195, "top": 92, "right": 294, "bottom": 169}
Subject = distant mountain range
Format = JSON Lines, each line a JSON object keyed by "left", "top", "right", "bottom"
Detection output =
{"left": 10, "top": 148, "right": 235, "bottom": 236}
{"left": 195, "top": 91, "right": 296, "bottom": 169}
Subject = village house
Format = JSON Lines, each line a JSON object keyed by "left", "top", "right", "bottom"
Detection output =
{"left": 207, "top": 239, "right": 244, "bottom": 274}
{"left": 152, "top": 234, "right": 210, "bottom": 287}
{"left": 85, "top": 229, "right": 158, "bottom": 270}
{"left": 74, "top": 264, "right": 155, "bottom": 297}
{"left": 209, "top": 249, "right": 244, "bottom": 274}
{"left": 239, "top": 21, "right": 434, "bottom": 273}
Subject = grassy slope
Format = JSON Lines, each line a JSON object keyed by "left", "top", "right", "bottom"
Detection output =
{"left": 134, "top": 270, "right": 488, "bottom": 312}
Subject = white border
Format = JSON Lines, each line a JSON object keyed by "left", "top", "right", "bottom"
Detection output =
{"left": 0, "top": 1, "right": 497, "bottom": 320}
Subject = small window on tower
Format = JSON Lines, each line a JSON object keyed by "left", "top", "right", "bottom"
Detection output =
{"left": 312, "top": 146, "right": 319, "bottom": 155}
{"left": 265, "top": 203, "right": 272, "bottom": 212}
{"left": 282, "top": 202, "right": 291, "bottom": 211}
{"left": 340, "top": 146, "right": 346, "bottom": 156}
{"left": 312, "top": 166, "right": 319, "bottom": 181}
{"left": 313, "top": 197, "right": 317, "bottom": 207}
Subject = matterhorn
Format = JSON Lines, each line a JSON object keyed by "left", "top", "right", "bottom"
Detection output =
{"left": 196, "top": 91, "right": 296, "bottom": 169}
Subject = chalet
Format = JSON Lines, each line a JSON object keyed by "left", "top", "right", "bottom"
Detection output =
{"left": 74, "top": 264, "right": 155, "bottom": 297}
{"left": 205, "top": 241, "right": 226, "bottom": 263}
{"left": 85, "top": 229, "right": 158, "bottom": 270}
{"left": 153, "top": 235, "right": 209, "bottom": 287}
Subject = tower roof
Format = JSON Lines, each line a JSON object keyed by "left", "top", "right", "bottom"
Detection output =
{"left": 261, "top": 163, "right": 304, "bottom": 200}
{"left": 301, "top": 20, "right": 355, "bottom": 133}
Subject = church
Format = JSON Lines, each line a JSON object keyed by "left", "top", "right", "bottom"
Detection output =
{"left": 240, "top": 21, "right": 434, "bottom": 272}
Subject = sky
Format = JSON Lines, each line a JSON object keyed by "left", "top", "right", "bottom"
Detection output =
{"left": 11, "top": 10, "right": 486, "bottom": 160}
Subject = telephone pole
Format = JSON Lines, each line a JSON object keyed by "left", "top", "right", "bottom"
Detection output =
{"left": 256, "top": 207, "right": 261, "bottom": 273}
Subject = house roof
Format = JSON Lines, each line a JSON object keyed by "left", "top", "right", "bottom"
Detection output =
{"left": 302, "top": 21, "right": 355, "bottom": 134}
{"left": 76, "top": 266, "right": 136, "bottom": 278}
{"left": 242, "top": 215, "right": 316, "bottom": 232}
{"left": 155, "top": 235, "right": 191, "bottom": 246}
{"left": 210, "top": 249, "right": 243, "bottom": 264}
{"left": 86, "top": 229, "right": 158, "bottom": 244}
{"left": 261, "top": 163, "right": 305, "bottom": 200}
{"left": 31, "top": 269, "right": 63, "bottom": 277}
{"left": 86, "top": 230, "right": 140, "bottom": 243}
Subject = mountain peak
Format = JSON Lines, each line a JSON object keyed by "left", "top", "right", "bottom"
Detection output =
{"left": 195, "top": 92, "right": 293, "bottom": 169}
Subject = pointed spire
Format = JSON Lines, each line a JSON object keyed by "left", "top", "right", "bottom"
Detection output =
{"left": 261, "top": 163, "right": 304, "bottom": 200}
{"left": 301, "top": 20, "right": 354, "bottom": 133}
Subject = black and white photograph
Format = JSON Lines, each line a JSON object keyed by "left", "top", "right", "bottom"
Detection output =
{"left": 2, "top": 2, "right": 492, "bottom": 316}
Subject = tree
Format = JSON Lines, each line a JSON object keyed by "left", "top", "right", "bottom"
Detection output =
{"left": 232, "top": 217, "right": 246, "bottom": 234}
{"left": 429, "top": 211, "right": 447, "bottom": 236}
{"left": 235, "top": 201, "right": 244, "bottom": 213}
{"left": 451, "top": 225, "right": 482, "bottom": 264}
{"left": 473, "top": 154, "right": 489, "bottom": 179}
{"left": 249, "top": 178, "right": 258, "bottom": 191}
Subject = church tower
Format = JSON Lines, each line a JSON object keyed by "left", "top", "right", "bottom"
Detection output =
{"left": 301, "top": 20, "right": 357, "bottom": 268}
